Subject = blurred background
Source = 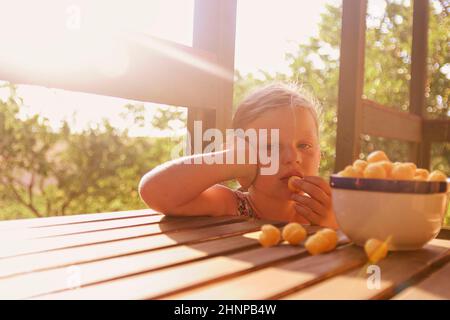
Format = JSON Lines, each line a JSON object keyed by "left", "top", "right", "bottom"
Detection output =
{"left": 0, "top": 0, "right": 448, "bottom": 222}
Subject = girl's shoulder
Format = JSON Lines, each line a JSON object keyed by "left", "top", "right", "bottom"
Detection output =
{"left": 233, "top": 189, "right": 260, "bottom": 219}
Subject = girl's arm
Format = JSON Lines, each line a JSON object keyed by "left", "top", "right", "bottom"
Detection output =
{"left": 138, "top": 148, "right": 257, "bottom": 217}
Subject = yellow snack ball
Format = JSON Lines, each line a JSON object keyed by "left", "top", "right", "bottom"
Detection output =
{"left": 427, "top": 170, "right": 447, "bottom": 182}
{"left": 317, "top": 228, "right": 338, "bottom": 251}
{"left": 305, "top": 233, "right": 328, "bottom": 255}
{"left": 364, "top": 238, "right": 388, "bottom": 263}
{"left": 363, "top": 163, "right": 387, "bottom": 179}
{"left": 305, "top": 228, "right": 338, "bottom": 255}
{"left": 378, "top": 161, "right": 393, "bottom": 177}
{"left": 404, "top": 162, "right": 417, "bottom": 171}
{"left": 413, "top": 175, "right": 427, "bottom": 181}
{"left": 337, "top": 165, "right": 361, "bottom": 178}
{"left": 353, "top": 159, "right": 368, "bottom": 173}
{"left": 391, "top": 163, "right": 415, "bottom": 180}
{"left": 288, "top": 176, "right": 302, "bottom": 193}
{"left": 414, "top": 168, "right": 429, "bottom": 181}
{"left": 282, "top": 222, "right": 307, "bottom": 245}
{"left": 259, "top": 224, "right": 281, "bottom": 247}
{"left": 367, "top": 150, "right": 389, "bottom": 163}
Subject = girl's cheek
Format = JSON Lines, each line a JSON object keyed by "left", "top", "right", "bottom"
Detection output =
{"left": 302, "top": 152, "right": 321, "bottom": 175}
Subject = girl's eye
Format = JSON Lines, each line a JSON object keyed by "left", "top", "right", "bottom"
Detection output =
{"left": 297, "top": 143, "right": 312, "bottom": 150}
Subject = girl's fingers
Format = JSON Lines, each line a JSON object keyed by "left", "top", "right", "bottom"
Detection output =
{"left": 294, "top": 203, "right": 322, "bottom": 225}
{"left": 303, "top": 176, "right": 332, "bottom": 196}
{"left": 292, "top": 179, "right": 330, "bottom": 207}
{"left": 291, "top": 194, "right": 327, "bottom": 217}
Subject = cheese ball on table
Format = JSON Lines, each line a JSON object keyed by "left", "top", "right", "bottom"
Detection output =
{"left": 364, "top": 238, "right": 388, "bottom": 263}
{"left": 305, "top": 228, "right": 338, "bottom": 255}
{"left": 282, "top": 222, "right": 307, "bottom": 245}
{"left": 259, "top": 224, "right": 281, "bottom": 247}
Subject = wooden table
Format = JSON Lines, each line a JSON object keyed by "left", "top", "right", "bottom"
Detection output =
{"left": 0, "top": 209, "right": 449, "bottom": 300}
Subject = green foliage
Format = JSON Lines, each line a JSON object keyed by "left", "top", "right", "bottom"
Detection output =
{"left": 0, "top": 84, "right": 178, "bottom": 219}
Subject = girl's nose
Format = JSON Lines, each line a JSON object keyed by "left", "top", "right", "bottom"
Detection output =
{"left": 282, "top": 145, "right": 302, "bottom": 165}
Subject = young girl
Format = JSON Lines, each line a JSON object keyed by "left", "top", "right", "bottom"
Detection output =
{"left": 139, "top": 83, "right": 338, "bottom": 229}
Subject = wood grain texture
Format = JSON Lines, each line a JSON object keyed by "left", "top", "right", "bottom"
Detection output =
{"left": 282, "top": 239, "right": 450, "bottom": 300}
{"left": 0, "top": 219, "right": 260, "bottom": 280}
{"left": 0, "top": 209, "right": 160, "bottom": 230}
{"left": 335, "top": 0, "right": 367, "bottom": 171}
{"left": 165, "top": 239, "right": 358, "bottom": 300}
{"left": 35, "top": 243, "right": 310, "bottom": 299}
{"left": 362, "top": 99, "right": 422, "bottom": 142}
{"left": 0, "top": 218, "right": 264, "bottom": 259}
{"left": 0, "top": 33, "right": 223, "bottom": 110}
{"left": 0, "top": 215, "right": 244, "bottom": 241}
{"left": 392, "top": 261, "right": 450, "bottom": 300}
{"left": 0, "top": 232, "right": 262, "bottom": 299}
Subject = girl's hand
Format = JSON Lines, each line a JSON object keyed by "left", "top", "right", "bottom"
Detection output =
{"left": 290, "top": 176, "right": 339, "bottom": 229}
{"left": 224, "top": 134, "right": 258, "bottom": 190}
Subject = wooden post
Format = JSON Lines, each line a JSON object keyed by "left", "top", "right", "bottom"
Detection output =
{"left": 188, "top": 0, "right": 237, "bottom": 153}
{"left": 335, "top": 0, "right": 367, "bottom": 172}
{"left": 409, "top": 0, "right": 430, "bottom": 168}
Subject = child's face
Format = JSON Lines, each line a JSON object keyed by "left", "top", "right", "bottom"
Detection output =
{"left": 246, "top": 107, "right": 321, "bottom": 200}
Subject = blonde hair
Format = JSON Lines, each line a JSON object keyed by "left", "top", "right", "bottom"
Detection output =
{"left": 232, "top": 82, "right": 321, "bottom": 136}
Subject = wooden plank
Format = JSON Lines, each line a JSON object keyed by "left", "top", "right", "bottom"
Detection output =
{"left": 281, "top": 239, "right": 450, "bottom": 300}
{"left": 0, "top": 32, "right": 223, "bottom": 110}
{"left": 34, "top": 238, "right": 321, "bottom": 300}
{"left": 191, "top": 0, "right": 237, "bottom": 133}
{"left": 0, "top": 215, "right": 187, "bottom": 240}
{"left": 409, "top": 0, "right": 429, "bottom": 117}
{"left": 362, "top": 100, "right": 422, "bottom": 142}
{"left": 0, "top": 216, "right": 248, "bottom": 258}
{"left": 334, "top": 0, "right": 367, "bottom": 172}
{"left": 22, "top": 227, "right": 317, "bottom": 294}
{"left": 423, "top": 119, "right": 450, "bottom": 142}
{"left": 1, "top": 223, "right": 319, "bottom": 280}
{"left": 392, "top": 261, "right": 450, "bottom": 300}
{"left": 0, "top": 232, "right": 262, "bottom": 299}
{"left": 0, "top": 215, "right": 243, "bottom": 241}
{"left": 409, "top": 0, "right": 429, "bottom": 166}
{"left": 165, "top": 239, "right": 360, "bottom": 300}
{"left": 187, "top": 107, "right": 216, "bottom": 153}
{"left": 0, "top": 209, "right": 160, "bottom": 230}
{"left": 0, "top": 225, "right": 321, "bottom": 282}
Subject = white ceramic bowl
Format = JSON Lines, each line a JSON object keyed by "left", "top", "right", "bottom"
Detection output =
{"left": 330, "top": 176, "right": 449, "bottom": 251}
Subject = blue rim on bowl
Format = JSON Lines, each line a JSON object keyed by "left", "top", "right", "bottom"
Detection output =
{"left": 330, "top": 175, "right": 448, "bottom": 194}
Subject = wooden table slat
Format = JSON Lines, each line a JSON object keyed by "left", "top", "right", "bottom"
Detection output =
{"left": 164, "top": 244, "right": 366, "bottom": 300}
{"left": 0, "top": 209, "right": 160, "bottom": 230}
{"left": 0, "top": 216, "right": 249, "bottom": 258}
{"left": 0, "top": 226, "right": 326, "bottom": 298}
{"left": 1, "top": 212, "right": 449, "bottom": 300}
{"left": 33, "top": 231, "right": 349, "bottom": 300}
{"left": 0, "top": 215, "right": 245, "bottom": 241}
{"left": 392, "top": 261, "right": 450, "bottom": 300}
{"left": 0, "top": 219, "right": 275, "bottom": 274}
{"left": 0, "top": 232, "right": 264, "bottom": 299}
{"left": 281, "top": 239, "right": 450, "bottom": 300}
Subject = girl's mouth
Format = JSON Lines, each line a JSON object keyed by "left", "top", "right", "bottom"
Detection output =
{"left": 280, "top": 177, "right": 290, "bottom": 184}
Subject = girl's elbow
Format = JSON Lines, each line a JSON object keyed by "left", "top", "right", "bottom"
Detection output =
{"left": 138, "top": 176, "right": 162, "bottom": 211}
